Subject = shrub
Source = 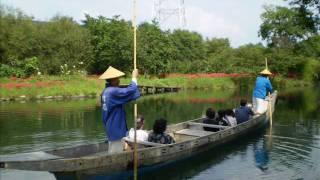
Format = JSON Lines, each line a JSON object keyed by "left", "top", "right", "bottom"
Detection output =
{"left": 303, "top": 59, "right": 320, "bottom": 81}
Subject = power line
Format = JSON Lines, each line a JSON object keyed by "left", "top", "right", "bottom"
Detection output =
{"left": 153, "top": 0, "right": 186, "bottom": 29}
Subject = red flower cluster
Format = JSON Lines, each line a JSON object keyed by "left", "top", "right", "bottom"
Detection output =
{"left": 166, "top": 73, "right": 249, "bottom": 79}
{"left": 1, "top": 81, "right": 63, "bottom": 89}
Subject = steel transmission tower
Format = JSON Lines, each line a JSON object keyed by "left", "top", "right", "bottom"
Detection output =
{"left": 153, "top": 0, "right": 186, "bottom": 29}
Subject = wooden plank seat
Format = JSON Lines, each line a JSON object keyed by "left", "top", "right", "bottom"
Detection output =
{"left": 174, "top": 129, "right": 214, "bottom": 137}
{"left": 123, "top": 137, "right": 164, "bottom": 148}
{"left": 187, "top": 122, "right": 231, "bottom": 130}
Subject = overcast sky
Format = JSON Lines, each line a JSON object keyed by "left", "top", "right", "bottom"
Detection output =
{"left": 1, "top": 0, "right": 287, "bottom": 47}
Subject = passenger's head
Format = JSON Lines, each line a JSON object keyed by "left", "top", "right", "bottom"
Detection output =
{"left": 218, "top": 110, "right": 225, "bottom": 118}
{"left": 136, "top": 115, "right": 144, "bottom": 130}
{"left": 240, "top": 99, "right": 247, "bottom": 106}
{"left": 225, "top": 109, "right": 235, "bottom": 117}
{"left": 153, "top": 118, "right": 167, "bottom": 134}
{"left": 206, "top": 108, "right": 216, "bottom": 119}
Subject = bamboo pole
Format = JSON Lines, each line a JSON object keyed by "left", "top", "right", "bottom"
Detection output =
{"left": 266, "top": 57, "right": 272, "bottom": 126}
{"left": 265, "top": 57, "right": 268, "bottom": 69}
{"left": 269, "top": 92, "right": 272, "bottom": 126}
{"left": 132, "top": 0, "right": 138, "bottom": 180}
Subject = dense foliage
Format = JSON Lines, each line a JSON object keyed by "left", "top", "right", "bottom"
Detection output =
{"left": 0, "top": 0, "right": 319, "bottom": 81}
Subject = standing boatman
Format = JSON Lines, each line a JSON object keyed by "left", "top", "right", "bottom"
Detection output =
{"left": 99, "top": 66, "right": 140, "bottom": 153}
{"left": 252, "top": 68, "right": 273, "bottom": 114}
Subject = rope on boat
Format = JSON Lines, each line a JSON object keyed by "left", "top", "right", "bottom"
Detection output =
{"left": 132, "top": 0, "right": 138, "bottom": 179}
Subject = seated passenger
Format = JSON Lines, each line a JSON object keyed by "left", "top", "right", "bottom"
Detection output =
{"left": 217, "top": 110, "right": 229, "bottom": 126}
{"left": 127, "top": 115, "right": 148, "bottom": 141}
{"left": 235, "top": 99, "right": 254, "bottom": 124}
{"left": 224, "top": 109, "right": 237, "bottom": 127}
{"left": 148, "top": 118, "right": 175, "bottom": 144}
{"left": 124, "top": 115, "right": 149, "bottom": 150}
{"left": 203, "top": 108, "right": 219, "bottom": 132}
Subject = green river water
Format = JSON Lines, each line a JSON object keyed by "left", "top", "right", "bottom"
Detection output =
{"left": 0, "top": 86, "right": 319, "bottom": 180}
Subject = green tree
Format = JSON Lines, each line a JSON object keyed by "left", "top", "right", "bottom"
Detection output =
{"left": 37, "top": 16, "right": 93, "bottom": 74}
{"left": 83, "top": 15, "right": 132, "bottom": 74}
{"left": 233, "top": 44, "right": 267, "bottom": 73}
{"left": 170, "top": 30, "right": 206, "bottom": 62}
{"left": 259, "top": 5, "right": 316, "bottom": 48}
{"left": 205, "top": 38, "right": 233, "bottom": 73}
{"left": 288, "top": 0, "right": 320, "bottom": 30}
{"left": 0, "top": 5, "right": 93, "bottom": 76}
{"left": 206, "top": 38, "right": 231, "bottom": 55}
{"left": 296, "top": 35, "right": 320, "bottom": 57}
{"left": 137, "top": 22, "right": 177, "bottom": 74}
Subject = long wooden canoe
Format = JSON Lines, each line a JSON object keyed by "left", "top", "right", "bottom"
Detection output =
{"left": 0, "top": 91, "right": 277, "bottom": 177}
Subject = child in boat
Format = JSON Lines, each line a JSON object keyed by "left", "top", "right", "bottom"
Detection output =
{"left": 235, "top": 99, "right": 254, "bottom": 124}
{"left": 202, "top": 108, "right": 219, "bottom": 132}
{"left": 224, "top": 109, "right": 237, "bottom": 127}
{"left": 148, "top": 118, "right": 175, "bottom": 144}
{"left": 124, "top": 115, "right": 148, "bottom": 150}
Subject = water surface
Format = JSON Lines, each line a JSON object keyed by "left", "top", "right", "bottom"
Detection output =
{"left": 0, "top": 87, "right": 319, "bottom": 180}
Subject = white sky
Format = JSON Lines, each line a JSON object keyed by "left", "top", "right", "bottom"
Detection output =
{"left": 1, "top": 0, "right": 288, "bottom": 47}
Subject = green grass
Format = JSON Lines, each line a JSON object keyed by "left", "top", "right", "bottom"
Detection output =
{"left": 273, "top": 76, "right": 313, "bottom": 89}
{"left": 0, "top": 75, "right": 103, "bottom": 99}
{"left": 0, "top": 76, "right": 236, "bottom": 99}
{"left": 122, "top": 76, "right": 235, "bottom": 89}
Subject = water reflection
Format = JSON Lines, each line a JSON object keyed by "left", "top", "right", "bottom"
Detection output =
{"left": 0, "top": 86, "right": 319, "bottom": 180}
{"left": 254, "top": 140, "right": 269, "bottom": 171}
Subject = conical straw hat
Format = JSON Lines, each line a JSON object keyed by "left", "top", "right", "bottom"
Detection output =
{"left": 99, "top": 66, "right": 125, "bottom": 80}
{"left": 260, "top": 68, "right": 272, "bottom": 75}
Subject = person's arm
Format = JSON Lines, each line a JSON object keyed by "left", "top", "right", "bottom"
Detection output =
{"left": 112, "top": 81, "right": 140, "bottom": 101}
{"left": 266, "top": 79, "right": 273, "bottom": 94}
{"left": 109, "top": 70, "right": 140, "bottom": 105}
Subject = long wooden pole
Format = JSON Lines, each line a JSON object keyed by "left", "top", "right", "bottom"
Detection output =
{"left": 265, "top": 57, "right": 268, "bottom": 69}
{"left": 268, "top": 92, "right": 272, "bottom": 126}
{"left": 132, "top": 0, "right": 138, "bottom": 180}
{"left": 266, "top": 57, "right": 272, "bottom": 126}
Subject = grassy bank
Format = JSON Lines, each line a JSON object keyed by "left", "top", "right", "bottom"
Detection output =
{"left": 0, "top": 75, "right": 236, "bottom": 100}
{"left": 273, "top": 76, "right": 313, "bottom": 89}
{"left": 0, "top": 75, "right": 314, "bottom": 101}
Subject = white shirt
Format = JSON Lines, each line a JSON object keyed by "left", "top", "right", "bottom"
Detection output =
{"left": 224, "top": 116, "right": 237, "bottom": 127}
{"left": 128, "top": 128, "right": 148, "bottom": 141}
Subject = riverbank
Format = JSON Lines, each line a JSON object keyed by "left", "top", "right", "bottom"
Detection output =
{"left": 0, "top": 75, "right": 313, "bottom": 101}
{"left": 0, "top": 75, "right": 236, "bottom": 101}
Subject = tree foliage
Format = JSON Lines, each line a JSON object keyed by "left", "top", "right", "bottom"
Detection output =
{"left": 0, "top": 5, "right": 93, "bottom": 76}
{"left": 259, "top": 5, "right": 316, "bottom": 48}
{"left": 0, "top": 2, "right": 319, "bottom": 81}
{"left": 137, "top": 22, "right": 177, "bottom": 74}
{"left": 83, "top": 15, "right": 132, "bottom": 74}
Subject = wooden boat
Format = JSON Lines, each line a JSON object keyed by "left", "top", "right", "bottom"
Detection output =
{"left": 0, "top": 91, "right": 277, "bottom": 177}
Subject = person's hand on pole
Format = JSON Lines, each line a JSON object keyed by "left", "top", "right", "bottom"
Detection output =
{"left": 132, "top": 69, "right": 139, "bottom": 84}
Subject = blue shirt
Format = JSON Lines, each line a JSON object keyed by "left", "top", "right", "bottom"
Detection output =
{"left": 253, "top": 76, "right": 273, "bottom": 99}
{"left": 235, "top": 106, "right": 254, "bottom": 124}
{"left": 101, "top": 82, "right": 140, "bottom": 141}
